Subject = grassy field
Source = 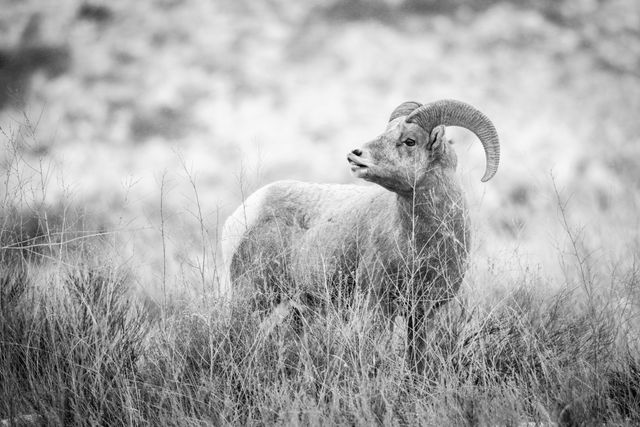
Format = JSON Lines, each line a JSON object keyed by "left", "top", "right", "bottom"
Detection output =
{"left": 1, "top": 0, "right": 639, "bottom": 424}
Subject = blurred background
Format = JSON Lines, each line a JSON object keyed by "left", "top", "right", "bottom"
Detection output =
{"left": 1, "top": 0, "right": 639, "bottom": 298}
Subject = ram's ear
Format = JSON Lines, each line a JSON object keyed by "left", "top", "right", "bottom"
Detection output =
{"left": 427, "top": 125, "right": 446, "bottom": 151}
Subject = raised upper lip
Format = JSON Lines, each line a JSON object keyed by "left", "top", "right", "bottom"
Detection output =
{"left": 347, "top": 152, "right": 369, "bottom": 168}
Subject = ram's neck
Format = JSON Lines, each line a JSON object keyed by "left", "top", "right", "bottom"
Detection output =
{"left": 395, "top": 170, "right": 467, "bottom": 244}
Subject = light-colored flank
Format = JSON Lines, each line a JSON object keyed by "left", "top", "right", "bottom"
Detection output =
{"left": 221, "top": 99, "right": 500, "bottom": 371}
{"left": 220, "top": 182, "right": 277, "bottom": 298}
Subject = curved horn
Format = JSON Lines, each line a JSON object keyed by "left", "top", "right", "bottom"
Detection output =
{"left": 389, "top": 101, "right": 422, "bottom": 122}
{"left": 406, "top": 99, "right": 500, "bottom": 182}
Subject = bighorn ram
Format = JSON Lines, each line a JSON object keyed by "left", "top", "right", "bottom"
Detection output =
{"left": 222, "top": 99, "right": 500, "bottom": 370}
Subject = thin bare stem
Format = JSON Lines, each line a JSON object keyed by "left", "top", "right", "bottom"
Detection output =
{"left": 159, "top": 171, "right": 168, "bottom": 312}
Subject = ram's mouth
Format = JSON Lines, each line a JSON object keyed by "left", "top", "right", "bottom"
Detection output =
{"left": 347, "top": 153, "right": 369, "bottom": 170}
{"left": 347, "top": 154, "right": 372, "bottom": 179}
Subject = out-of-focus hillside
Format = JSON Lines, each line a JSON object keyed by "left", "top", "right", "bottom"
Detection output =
{"left": 1, "top": 0, "right": 639, "bottom": 294}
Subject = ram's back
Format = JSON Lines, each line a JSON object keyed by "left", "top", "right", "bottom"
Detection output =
{"left": 221, "top": 180, "right": 387, "bottom": 296}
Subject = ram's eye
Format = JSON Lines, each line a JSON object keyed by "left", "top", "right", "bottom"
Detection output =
{"left": 404, "top": 138, "right": 416, "bottom": 147}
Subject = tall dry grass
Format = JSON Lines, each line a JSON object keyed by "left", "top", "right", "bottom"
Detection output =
{"left": 1, "top": 129, "right": 639, "bottom": 425}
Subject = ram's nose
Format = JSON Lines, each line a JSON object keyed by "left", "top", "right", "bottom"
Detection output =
{"left": 351, "top": 148, "right": 363, "bottom": 157}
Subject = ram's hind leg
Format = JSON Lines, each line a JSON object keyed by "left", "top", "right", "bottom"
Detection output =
{"left": 229, "top": 221, "right": 293, "bottom": 311}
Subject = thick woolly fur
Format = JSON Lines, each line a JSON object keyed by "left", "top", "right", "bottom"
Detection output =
{"left": 222, "top": 113, "right": 472, "bottom": 370}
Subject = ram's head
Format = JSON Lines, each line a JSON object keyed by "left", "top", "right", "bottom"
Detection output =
{"left": 347, "top": 100, "right": 500, "bottom": 194}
